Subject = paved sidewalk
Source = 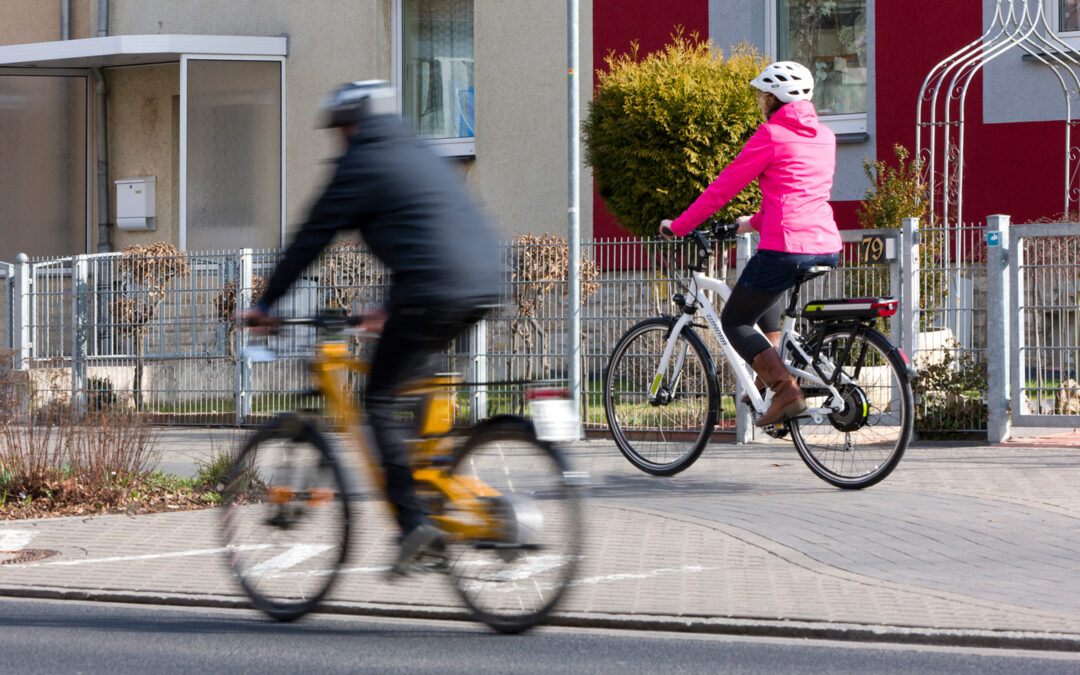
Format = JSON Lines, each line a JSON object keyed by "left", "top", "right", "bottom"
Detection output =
{"left": 2, "top": 428, "right": 1079, "bottom": 649}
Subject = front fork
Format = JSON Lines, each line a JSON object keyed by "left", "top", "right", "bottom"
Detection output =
{"left": 648, "top": 315, "right": 694, "bottom": 404}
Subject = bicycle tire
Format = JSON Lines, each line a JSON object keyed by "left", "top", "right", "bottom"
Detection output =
{"left": 788, "top": 326, "right": 913, "bottom": 489}
{"left": 445, "top": 418, "right": 584, "bottom": 633}
{"left": 220, "top": 415, "right": 351, "bottom": 621}
{"left": 603, "top": 317, "right": 718, "bottom": 476}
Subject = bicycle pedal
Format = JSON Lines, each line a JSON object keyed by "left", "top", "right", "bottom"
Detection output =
{"left": 762, "top": 423, "right": 789, "bottom": 439}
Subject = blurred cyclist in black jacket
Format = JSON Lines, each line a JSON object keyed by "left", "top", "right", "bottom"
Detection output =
{"left": 244, "top": 81, "right": 503, "bottom": 574}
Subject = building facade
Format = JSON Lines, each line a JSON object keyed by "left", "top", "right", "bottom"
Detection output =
{"left": 0, "top": 0, "right": 594, "bottom": 258}
{"left": 1, "top": 1, "right": 1074, "bottom": 260}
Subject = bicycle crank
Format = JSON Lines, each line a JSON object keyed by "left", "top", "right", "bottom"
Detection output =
{"left": 483, "top": 494, "right": 545, "bottom": 562}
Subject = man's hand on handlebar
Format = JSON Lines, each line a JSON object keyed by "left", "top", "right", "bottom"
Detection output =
{"left": 735, "top": 215, "right": 755, "bottom": 235}
{"left": 658, "top": 219, "right": 676, "bottom": 240}
{"left": 240, "top": 306, "right": 281, "bottom": 336}
{"left": 357, "top": 306, "right": 389, "bottom": 334}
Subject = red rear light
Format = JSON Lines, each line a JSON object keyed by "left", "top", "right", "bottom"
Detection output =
{"left": 526, "top": 388, "right": 569, "bottom": 401}
{"left": 871, "top": 300, "right": 898, "bottom": 317}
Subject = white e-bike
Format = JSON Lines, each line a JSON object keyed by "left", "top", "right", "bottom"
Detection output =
{"left": 603, "top": 223, "right": 914, "bottom": 489}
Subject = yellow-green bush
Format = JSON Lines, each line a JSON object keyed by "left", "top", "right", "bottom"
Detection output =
{"left": 583, "top": 34, "right": 768, "bottom": 237}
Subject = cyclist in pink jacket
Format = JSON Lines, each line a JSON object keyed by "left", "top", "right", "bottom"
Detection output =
{"left": 660, "top": 61, "right": 842, "bottom": 427}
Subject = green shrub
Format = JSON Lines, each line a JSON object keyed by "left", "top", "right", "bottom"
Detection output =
{"left": 87, "top": 376, "right": 117, "bottom": 410}
{"left": 913, "top": 339, "right": 988, "bottom": 438}
{"left": 856, "top": 144, "right": 926, "bottom": 230}
{"left": 583, "top": 33, "right": 768, "bottom": 237}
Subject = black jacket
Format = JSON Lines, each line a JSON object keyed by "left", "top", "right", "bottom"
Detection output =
{"left": 258, "top": 115, "right": 503, "bottom": 311}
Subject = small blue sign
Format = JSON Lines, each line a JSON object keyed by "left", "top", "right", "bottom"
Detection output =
{"left": 987, "top": 232, "right": 1001, "bottom": 246}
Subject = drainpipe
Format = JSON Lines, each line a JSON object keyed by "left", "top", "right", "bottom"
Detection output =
{"left": 60, "top": 0, "right": 70, "bottom": 40}
{"left": 93, "top": 0, "right": 112, "bottom": 252}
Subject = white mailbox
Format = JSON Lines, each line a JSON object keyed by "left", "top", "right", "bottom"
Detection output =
{"left": 115, "top": 177, "right": 156, "bottom": 231}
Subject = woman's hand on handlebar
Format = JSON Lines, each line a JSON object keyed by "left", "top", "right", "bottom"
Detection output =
{"left": 735, "top": 215, "right": 755, "bottom": 235}
{"left": 659, "top": 219, "right": 676, "bottom": 240}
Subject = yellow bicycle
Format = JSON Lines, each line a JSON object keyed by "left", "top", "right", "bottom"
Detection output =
{"left": 220, "top": 313, "right": 585, "bottom": 633}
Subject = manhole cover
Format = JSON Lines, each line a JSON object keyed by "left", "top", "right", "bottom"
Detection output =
{"left": 0, "top": 549, "right": 59, "bottom": 565}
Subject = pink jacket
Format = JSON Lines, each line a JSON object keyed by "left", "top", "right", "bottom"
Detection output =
{"left": 669, "top": 100, "right": 841, "bottom": 254}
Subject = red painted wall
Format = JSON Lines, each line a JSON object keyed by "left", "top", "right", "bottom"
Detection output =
{"left": 874, "top": 2, "right": 1064, "bottom": 225}
{"left": 591, "top": 0, "right": 709, "bottom": 239}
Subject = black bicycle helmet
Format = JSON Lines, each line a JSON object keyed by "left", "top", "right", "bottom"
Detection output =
{"left": 320, "top": 80, "right": 397, "bottom": 128}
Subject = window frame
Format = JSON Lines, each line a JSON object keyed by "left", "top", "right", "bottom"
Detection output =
{"left": 1048, "top": 1, "right": 1080, "bottom": 40}
{"left": 391, "top": 0, "right": 476, "bottom": 158}
{"left": 765, "top": 0, "right": 869, "bottom": 138}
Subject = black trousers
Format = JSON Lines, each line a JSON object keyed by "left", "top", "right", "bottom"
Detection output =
{"left": 364, "top": 302, "right": 489, "bottom": 533}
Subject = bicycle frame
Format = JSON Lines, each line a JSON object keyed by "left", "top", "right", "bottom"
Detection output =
{"left": 304, "top": 338, "right": 503, "bottom": 540}
{"left": 654, "top": 264, "right": 847, "bottom": 422}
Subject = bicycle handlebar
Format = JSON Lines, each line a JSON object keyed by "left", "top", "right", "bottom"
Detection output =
{"left": 681, "top": 220, "right": 739, "bottom": 269}
{"left": 244, "top": 312, "right": 371, "bottom": 331}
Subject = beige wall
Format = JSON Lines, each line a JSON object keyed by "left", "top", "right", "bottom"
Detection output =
{"left": 0, "top": 0, "right": 59, "bottom": 44}
{"left": 473, "top": 0, "right": 593, "bottom": 240}
{"left": 104, "top": 64, "right": 179, "bottom": 251}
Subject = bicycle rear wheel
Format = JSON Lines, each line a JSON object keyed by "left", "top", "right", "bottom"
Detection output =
{"left": 603, "top": 317, "right": 718, "bottom": 475}
{"left": 220, "top": 415, "right": 351, "bottom": 621}
{"left": 446, "top": 418, "right": 584, "bottom": 633}
{"left": 789, "top": 327, "right": 913, "bottom": 489}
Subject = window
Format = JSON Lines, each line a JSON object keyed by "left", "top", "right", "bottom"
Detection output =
{"left": 398, "top": 0, "right": 475, "bottom": 157}
{"left": 1057, "top": 0, "right": 1080, "bottom": 33}
{"left": 772, "top": 0, "right": 867, "bottom": 136}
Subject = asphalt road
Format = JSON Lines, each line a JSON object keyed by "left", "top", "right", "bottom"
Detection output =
{"left": 2, "top": 597, "right": 1079, "bottom": 674}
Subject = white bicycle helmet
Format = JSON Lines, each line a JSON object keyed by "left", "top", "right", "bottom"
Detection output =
{"left": 750, "top": 61, "right": 814, "bottom": 103}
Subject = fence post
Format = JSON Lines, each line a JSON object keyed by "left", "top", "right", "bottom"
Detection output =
{"left": 72, "top": 255, "right": 89, "bottom": 416}
{"left": 13, "top": 253, "right": 31, "bottom": 370}
{"left": 900, "top": 218, "right": 921, "bottom": 359}
{"left": 888, "top": 230, "right": 903, "bottom": 351}
{"left": 3, "top": 262, "right": 12, "bottom": 350}
{"left": 471, "top": 318, "right": 488, "bottom": 424}
{"left": 734, "top": 233, "right": 754, "bottom": 444}
{"left": 236, "top": 249, "right": 254, "bottom": 425}
{"left": 986, "top": 215, "right": 1011, "bottom": 443}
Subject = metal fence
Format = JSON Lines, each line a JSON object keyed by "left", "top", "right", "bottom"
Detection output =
{"left": 3, "top": 218, "right": 1078, "bottom": 439}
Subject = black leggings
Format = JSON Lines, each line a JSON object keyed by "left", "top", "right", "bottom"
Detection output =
{"left": 720, "top": 284, "right": 784, "bottom": 364}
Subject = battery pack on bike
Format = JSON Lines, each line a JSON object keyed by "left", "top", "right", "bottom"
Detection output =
{"left": 801, "top": 297, "right": 899, "bottom": 321}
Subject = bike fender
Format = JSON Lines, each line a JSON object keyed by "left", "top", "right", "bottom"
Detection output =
{"left": 663, "top": 318, "right": 723, "bottom": 416}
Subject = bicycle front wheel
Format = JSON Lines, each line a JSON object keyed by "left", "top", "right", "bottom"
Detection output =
{"left": 220, "top": 415, "right": 351, "bottom": 621}
{"left": 603, "top": 317, "right": 718, "bottom": 475}
{"left": 446, "top": 419, "right": 584, "bottom": 634}
{"left": 789, "top": 327, "right": 913, "bottom": 489}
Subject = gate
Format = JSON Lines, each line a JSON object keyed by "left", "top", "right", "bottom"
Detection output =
{"left": 1007, "top": 221, "right": 1080, "bottom": 431}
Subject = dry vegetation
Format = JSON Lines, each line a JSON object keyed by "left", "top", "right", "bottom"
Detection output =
{"left": 0, "top": 351, "right": 229, "bottom": 520}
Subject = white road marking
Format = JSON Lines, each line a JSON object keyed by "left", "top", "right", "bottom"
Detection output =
{"left": 571, "top": 565, "right": 717, "bottom": 587}
{"left": 16, "top": 545, "right": 275, "bottom": 568}
{"left": 247, "top": 544, "right": 334, "bottom": 577}
{"left": 0, "top": 530, "right": 36, "bottom": 551}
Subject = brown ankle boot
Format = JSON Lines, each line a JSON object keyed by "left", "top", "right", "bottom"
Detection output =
{"left": 750, "top": 347, "right": 806, "bottom": 427}
{"left": 740, "top": 331, "right": 782, "bottom": 405}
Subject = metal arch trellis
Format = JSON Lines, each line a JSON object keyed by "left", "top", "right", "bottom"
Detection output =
{"left": 916, "top": 0, "right": 1080, "bottom": 245}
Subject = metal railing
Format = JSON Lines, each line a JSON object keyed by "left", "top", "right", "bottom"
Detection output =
{"left": 2, "top": 217, "right": 1078, "bottom": 440}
